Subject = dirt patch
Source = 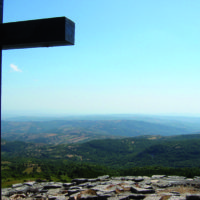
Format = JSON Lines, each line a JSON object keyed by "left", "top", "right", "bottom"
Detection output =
{"left": 148, "top": 136, "right": 157, "bottom": 140}
{"left": 66, "top": 154, "right": 74, "bottom": 158}
{"left": 1, "top": 161, "right": 11, "bottom": 164}
{"left": 157, "top": 186, "right": 200, "bottom": 194}
{"left": 46, "top": 134, "right": 57, "bottom": 137}
{"left": 160, "top": 196, "right": 171, "bottom": 200}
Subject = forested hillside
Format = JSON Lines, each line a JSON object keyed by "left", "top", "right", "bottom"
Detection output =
{"left": 2, "top": 134, "right": 200, "bottom": 168}
{"left": 2, "top": 133, "right": 200, "bottom": 188}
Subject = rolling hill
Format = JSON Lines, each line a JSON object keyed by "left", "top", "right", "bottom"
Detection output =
{"left": 2, "top": 133, "right": 200, "bottom": 168}
{"left": 2, "top": 118, "right": 199, "bottom": 144}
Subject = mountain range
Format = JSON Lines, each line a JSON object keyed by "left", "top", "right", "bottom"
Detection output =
{"left": 2, "top": 115, "right": 200, "bottom": 144}
{"left": 2, "top": 115, "right": 200, "bottom": 187}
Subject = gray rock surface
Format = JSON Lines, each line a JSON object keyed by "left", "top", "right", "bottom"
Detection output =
{"left": 1, "top": 175, "right": 200, "bottom": 199}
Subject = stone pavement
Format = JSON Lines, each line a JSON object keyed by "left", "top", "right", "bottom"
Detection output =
{"left": 2, "top": 175, "right": 200, "bottom": 200}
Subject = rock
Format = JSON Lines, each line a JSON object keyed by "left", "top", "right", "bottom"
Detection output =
{"left": 88, "top": 178, "right": 100, "bottom": 182}
{"left": 53, "top": 196, "right": 68, "bottom": 200}
{"left": 87, "top": 182, "right": 99, "bottom": 188}
{"left": 156, "top": 182, "right": 172, "bottom": 188}
{"left": 186, "top": 194, "right": 200, "bottom": 200}
{"left": 131, "top": 186, "right": 155, "bottom": 194}
{"left": 43, "top": 183, "right": 62, "bottom": 189}
{"left": 170, "top": 191, "right": 180, "bottom": 196}
{"left": 125, "top": 176, "right": 136, "bottom": 181}
{"left": 144, "top": 195, "right": 160, "bottom": 200}
{"left": 116, "top": 195, "right": 129, "bottom": 200}
{"left": 23, "top": 181, "right": 36, "bottom": 186}
{"left": 98, "top": 175, "right": 110, "bottom": 180}
{"left": 1, "top": 188, "right": 12, "bottom": 196}
{"left": 34, "top": 194, "right": 44, "bottom": 198}
{"left": 12, "top": 183, "right": 23, "bottom": 188}
{"left": 69, "top": 192, "right": 81, "bottom": 200}
{"left": 10, "top": 194, "right": 27, "bottom": 199}
{"left": 167, "top": 176, "right": 186, "bottom": 179}
{"left": 1, "top": 175, "right": 200, "bottom": 199}
{"left": 27, "top": 186, "right": 40, "bottom": 194}
{"left": 3, "top": 190, "right": 16, "bottom": 197}
{"left": 72, "top": 178, "right": 88, "bottom": 184}
{"left": 14, "top": 185, "right": 28, "bottom": 192}
{"left": 69, "top": 189, "right": 98, "bottom": 200}
{"left": 152, "top": 175, "right": 166, "bottom": 179}
{"left": 133, "top": 177, "right": 144, "bottom": 182}
{"left": 1, "top": 197, "right": 9, "bottom": 200}
{"left": 69, "top": 186, "right": 82, "bottom": 190}
{"left": 47, "top": 188, "right": 62, "bottom": 195}
{"left": 48, "top": 196, "right": 66, "bottom": 200}
{"left": 67, "top": 189, "right": 82, "bottom": 195}
{"left": 63, "top": 182, "right": 75, "bottom": 187}
{"left": 108, "top": 197, "right": 128, "bottom": 200}
{"left": 39, "top": 188, "right": 48, "bottom": 193}
{"left": 151, "top": 180, "right": 160, "bottom": 184}
{"left": 122, "top": 192, "right": 146, "bottom": 199}
{"left": 168, "top": 197, "right": 186, "bottom": 200}
{"left": 144, "top": 181, "right": 152, "bottom": 185}
{"left": 79, "top": 189, "right": 98, "bottom": 199}
{"left": 52, "top": 196, "right": 66, "bottom": 200}
{"left": 48, "top": 196, "right": 57, "bottom": 200}
{"left": 105, "top": 184, "right": 124, "bottom": 193}
{"left": 97, "top": 192, "right": 114, "bottom": 199}
{"left": 143, "top": 185, "right": 153, "bottom": 189}
{"left": 92, "top": 184, "right": 109, "bottom": 192}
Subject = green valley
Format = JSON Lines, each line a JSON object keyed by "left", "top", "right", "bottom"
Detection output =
{"left": 2, "top": 133, "right": 200, "bottom": 187}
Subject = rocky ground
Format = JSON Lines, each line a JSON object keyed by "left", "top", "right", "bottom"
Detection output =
{"left": 2, "top": 175, "right": 200, "bottom": 200}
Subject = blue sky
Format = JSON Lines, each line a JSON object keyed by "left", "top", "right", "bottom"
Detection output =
{"left": 2, "top": 0, "right": 200, "bottom": 117}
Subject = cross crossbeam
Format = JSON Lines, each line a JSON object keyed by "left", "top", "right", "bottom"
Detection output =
{"left": 1, "top": 17, "right": 75, "bottom": 50}
{"left": 0, "top": 0, "right": 75, "bottom": 138}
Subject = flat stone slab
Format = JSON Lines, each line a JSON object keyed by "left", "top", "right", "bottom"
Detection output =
{"left": 1, "top": 175, "right": 200, "bottom": 199}
{"left": 43, "top": 184, "right": 62, "bottom": 189}
{"left": 131, "top": 186, "right": 155, "bottom": 194}
{"left": 23, "top": 181, "right": 36, "bottom": 186}
{"left": 144, "top": 195, "right": 161, "bottom": 200}
{"left": 12, "top": 183, "right": 23, "bottom": 188}
{"left": 72, "top": 178, "right": 88, "bottom": 184}
{"left": 63, "top": 182, "right": 75, "bottom": 187}
{"left": 152, "top": 175, "right": 166, "bottom": 179}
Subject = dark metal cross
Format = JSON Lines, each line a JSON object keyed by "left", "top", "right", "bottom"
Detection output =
{"left": 0, "top": 0, "right": 75, "bottom": 132}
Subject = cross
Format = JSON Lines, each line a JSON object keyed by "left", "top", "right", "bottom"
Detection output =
{"left": 0, "top": 0, "right": 75, "bottom": 133}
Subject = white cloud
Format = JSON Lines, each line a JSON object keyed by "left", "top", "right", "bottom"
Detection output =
{"left": 10, "top": 64, "right": 22, "bottom": 72}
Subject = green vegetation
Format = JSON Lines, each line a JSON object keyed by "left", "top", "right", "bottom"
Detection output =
{"left": 1, "top": 158, "right": 118, "bottom": 188}
{"left": 2, "top": 157, "right": 200, "bottom": 188}
{"left": 2, "top": 134, "right": 200, "bottom": 168}
{"left": 2, "top": 133, "right": 200, "bottom": 188}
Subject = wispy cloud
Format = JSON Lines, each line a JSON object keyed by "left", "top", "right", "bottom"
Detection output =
{"left": 10, "top": 64, "right": 22, "bottom": 72}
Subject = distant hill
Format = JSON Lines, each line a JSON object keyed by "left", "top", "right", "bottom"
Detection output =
{"left": 2, "top": 133, "right": 200, "bottom": 168}
{"left": 3, "top": 114, "right": 200, "bottom": 122}
{"left": 2, "top": 118, "right": 199, "bottom": 144}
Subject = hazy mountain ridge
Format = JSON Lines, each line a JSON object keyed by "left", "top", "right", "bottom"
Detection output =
{"left": 2, "top": 117, "right": 200, "bottom": 144}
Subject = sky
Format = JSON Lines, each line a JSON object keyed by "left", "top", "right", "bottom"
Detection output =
{"left": 1, "top": 0, "right": 200, "bottom": 117}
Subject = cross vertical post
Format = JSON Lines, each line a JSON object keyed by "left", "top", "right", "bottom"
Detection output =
{"left": 0, "top": 0, "right": 3, "bottom": 134}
